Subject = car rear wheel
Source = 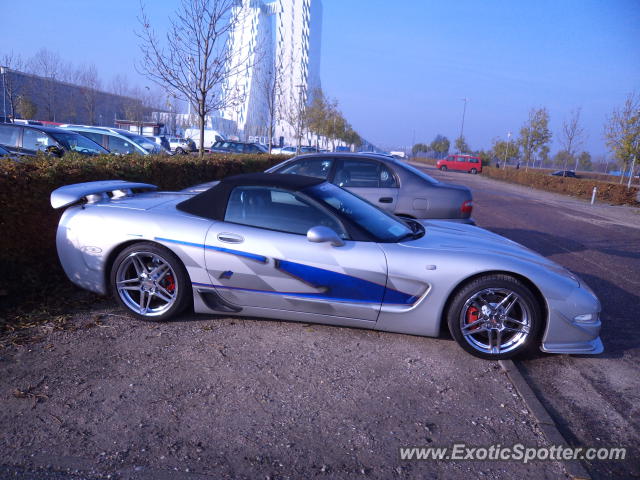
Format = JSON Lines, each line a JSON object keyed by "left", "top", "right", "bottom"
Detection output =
{"left": 447, "top": 274, "right": 542, "bottom": 360}
{"left": 111, "top": 242, "right": 191, "bottom": 321}
{"left": 175, "top": 147, "right": 185, "bottom": 155}
{"left": 470, "top": 168, "right": 477, "bottom": 174}
{"left": 440, "top": 166, "right": 447, "bottom": 171}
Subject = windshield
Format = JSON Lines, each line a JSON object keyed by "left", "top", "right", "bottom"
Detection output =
{"left": 399, "top": 161, "right": 440, "bottom": 184}
{"left": 121, "top": 132, "right": 161, "bottom": 152}
{"left": 49, "top": 132, "right": 109, "bottom": 155}
{"left": 304, "top": 182, "right": 414, "bottom": 242}
{"left": 0, "top": 145, "right": 9, "bottom": 155}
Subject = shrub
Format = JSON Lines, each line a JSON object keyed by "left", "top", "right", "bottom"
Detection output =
{"left": 481, "top": 167, "right": 639, "bottom": 206}
{"left": 0, "top": 152, "right": 285, "bottom": 311}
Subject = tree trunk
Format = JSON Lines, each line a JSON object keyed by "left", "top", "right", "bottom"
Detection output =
{"left": 198, "top": 103, "right": 205, "bottom": 158}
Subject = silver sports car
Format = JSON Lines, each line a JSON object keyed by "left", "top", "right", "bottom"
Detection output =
{"left": 50, "top": 173, "right": 602, "bottom": 359}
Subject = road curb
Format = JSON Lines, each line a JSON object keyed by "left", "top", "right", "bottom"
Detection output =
{"left": 499, "top": 360, "right": 592, "bottom": 480}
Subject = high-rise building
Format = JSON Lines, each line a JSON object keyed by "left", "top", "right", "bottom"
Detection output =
{"left": 222, "top": 0, "right": 322, "bottom": 144}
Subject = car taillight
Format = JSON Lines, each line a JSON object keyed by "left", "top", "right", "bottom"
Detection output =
{"left": 461, "top": 200, "right": 473, "bottom": 215}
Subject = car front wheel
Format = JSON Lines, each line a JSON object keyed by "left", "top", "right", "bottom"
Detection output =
{"left": 111, "top": 242, "right": 191, "bottom": 321}
{"left": 175, "top": 147, "right": 185, "bottom": 155}
{"left": 447, "top": 274, "right": 542, "bottom": 359}
{"left": 440, "top": 166, "right": 447, "bottom": 171}
{"left": 470, "top": 168, "right": 477, "bottom": 174}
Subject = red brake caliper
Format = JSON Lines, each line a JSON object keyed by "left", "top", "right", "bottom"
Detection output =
{"left": 466, "top": 306, "right": 479, "bottom": 330}
{"left": 163, "top": 274, "right": 176, "bottom": 293}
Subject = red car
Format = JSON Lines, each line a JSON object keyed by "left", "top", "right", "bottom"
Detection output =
{"left": 437, "top": 154, "right": 482, "bottom": 174}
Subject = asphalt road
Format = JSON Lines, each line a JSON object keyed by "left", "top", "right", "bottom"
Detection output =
{"left": 416, "top": 163, "right": 640, "bottom": 479}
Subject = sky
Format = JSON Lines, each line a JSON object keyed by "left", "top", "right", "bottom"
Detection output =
{"left": 1, "top": 0, "right": 639, "bottom": 155}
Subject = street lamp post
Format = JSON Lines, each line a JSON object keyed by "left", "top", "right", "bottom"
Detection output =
{"left": 1, "top": 66, "right": 6, "bottom": 122}
{"left": 502, "top": 131, "right": 511, "bottom": 168}
{"left": 459, "top": 97, "right": 468, "bottom": 152}
{"left": 295, "top": 84, "right": 305, "bottom": 155}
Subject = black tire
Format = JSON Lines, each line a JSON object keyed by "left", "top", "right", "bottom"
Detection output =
{"left": 110, "top": 242, "right": 191, "bottom": 321}
{"left": 446, "top": 274, "right": 542, "bottom": 360}
{"left": 175, "top": 147, "right": 185, "bottom": 155}
{"left": 440, "top": 166, "right": 447, "bottom": 171}
{"left": 470, "top": 168, "right": 477, "bottom": 174}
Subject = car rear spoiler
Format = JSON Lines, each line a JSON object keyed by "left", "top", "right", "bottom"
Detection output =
{"left": 51, "top": 180, "right": 159, "bottom": 209}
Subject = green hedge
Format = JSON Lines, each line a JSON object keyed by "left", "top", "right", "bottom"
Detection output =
{"left": 481, "top": 167, "right": 639, "bottom": 206}
{"left": 0, "top": 153, "right": 285, "bottom": 312}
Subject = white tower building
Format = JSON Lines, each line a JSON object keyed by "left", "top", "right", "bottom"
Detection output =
{"left": 222, "top": 0, "right": 322, "bottom": 144}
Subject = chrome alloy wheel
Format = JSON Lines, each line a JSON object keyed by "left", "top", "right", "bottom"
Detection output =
{"left": 459, "top": 288, "right": 531, "bottom": 355}
{"left": 115, "top": 252, "right": 178, "bottom": 317}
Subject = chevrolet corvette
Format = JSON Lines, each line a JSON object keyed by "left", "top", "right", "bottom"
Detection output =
{"left": 50, "top": 173, "right": 603, "bottom": 359}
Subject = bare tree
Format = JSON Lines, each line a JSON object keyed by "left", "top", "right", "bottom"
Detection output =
{"left": 604, "top": 92, "right": 640, "bottom": 185}
{"left": 109, "top": 73, "right": 132, "bottom": 98}
{"left": 258, "top": 55, "right": 286, "bottom": 153}
{"left": 560, "top": 107, "right": 585, "bottom": 175}
{"left": 76, "top": 63, "right": 102, "bottom": 125}
{"left": 137, "top": 0, "right": 249, "bottom": 156}
{"left": 1, "top": 51, "right": 25, "bottom": 119}
{"left": 28, "top": 48, "right": 64, "bottom": 121}
{"left": 281, "top": 84, "right": 309, "bottom": 154}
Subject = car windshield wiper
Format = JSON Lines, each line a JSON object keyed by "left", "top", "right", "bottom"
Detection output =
{"left": 397, "top": 219, "right": 425, "bottom": 241}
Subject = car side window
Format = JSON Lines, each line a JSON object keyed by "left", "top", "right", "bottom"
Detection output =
{"left": 334, "top": 159, "right": 398, "bottom": 188}
{"left": 225, "top": 186, "right": 348, "bottom": 238}
{"left": 277, "top": 158, "right": 334, "bottom": 179}
{"left": 81, "top": 132, "right": 104, "bottom": 147}
{"left": 108, "top": 136, "right": 136, "bottom": 154}
{"left": 0, "top": 125, "right": 20, "bottom": 147}
{"left": 22, "top": 129, "right": 54, "bottom": 151}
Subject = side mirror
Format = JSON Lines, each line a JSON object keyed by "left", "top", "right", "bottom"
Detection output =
{"left": 307, "top": 226, "right": 345, "bottom": 247}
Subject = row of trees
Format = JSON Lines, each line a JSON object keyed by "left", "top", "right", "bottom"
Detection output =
{"left": 304, "top": 88, "right": 361, "bottom": 153}
{"left": 412, "top": 92, "right": 639, "bottom": 181}
{"left": 1, "top": 49, "right": 162, "bottom": 125}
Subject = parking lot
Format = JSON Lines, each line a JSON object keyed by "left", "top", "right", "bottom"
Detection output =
{"left": 420, "top": 164, "right": 640, "bottom": 479}
{"left": 1, "top": 166, "right": 638, "bottom": 479}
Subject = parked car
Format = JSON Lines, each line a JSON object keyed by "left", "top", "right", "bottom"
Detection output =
{"left": 271, "top": 146, "right": 297, "bottom": 155}
{"left": 12, "top": 119, "right": 44, "bottom": 126}
{"left": 267, "top": 152, "right": 474, "bottom": 223}
{"left": 50, "top": 173, "right": 602, "bottom": 360}
{"left": 62, "top": 126, "right": 168, "bottom": 155}
{"left": 145, "top": 135, "right": 171, "bottom": 152}
{"left": 168, "top": 137, "right": 196, "bottom": 154}
{"left": 210, "top": 141, "right": 268, "bottom": 154}
{"left": 551, "top": 170, "right": 578, "bottom": 178}
{"left": 437, "top": 154, "right": 483, "bottom": 174}
{"left": 0, "top": 123, "right": 108, "bottom": 157}
{"left": 0, "top": 144, "right": 15, "bottom": 158}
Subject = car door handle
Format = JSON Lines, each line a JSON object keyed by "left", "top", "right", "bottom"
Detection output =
{"left": 217, "top": 233, "right": 244, "bottom": 244}
{"left": 379, "top": 197, "right": 393, "bottom": 203}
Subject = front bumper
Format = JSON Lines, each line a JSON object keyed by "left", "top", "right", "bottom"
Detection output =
{"left": 540, "top": 286, "right": 603, "bottom": 355}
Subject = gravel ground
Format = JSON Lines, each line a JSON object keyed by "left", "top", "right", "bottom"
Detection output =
{"left": 0, "top": 301, "right": 566, "bottom": 479}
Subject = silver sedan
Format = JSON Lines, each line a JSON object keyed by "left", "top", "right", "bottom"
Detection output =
{"left": 266, "top": 153, "right": 474, "bottom": 223}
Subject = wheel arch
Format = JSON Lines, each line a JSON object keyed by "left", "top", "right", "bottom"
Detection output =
{"left": 439, "top": 270, "right": 548, "bottom": 337}
{"left": 103, "top": 239, "right": 193, "bottom": 298}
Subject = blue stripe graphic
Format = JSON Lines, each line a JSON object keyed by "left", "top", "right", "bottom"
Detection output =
{"left": 192, "top": 282, "right": 415, "bottom": 306}
{"left": 155, "top": 237, "right": 267, "bottom": 263}
{"left": 158, "top": 236, "right": 418, "bottom": 306}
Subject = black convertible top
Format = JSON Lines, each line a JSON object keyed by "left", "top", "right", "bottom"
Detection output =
{"left": 176, "top": 173, "right": 325, "bottom": 220}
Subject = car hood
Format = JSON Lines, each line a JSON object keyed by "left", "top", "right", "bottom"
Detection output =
{"left": 403, "top": 220, "right": 559, "bottom": 268}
